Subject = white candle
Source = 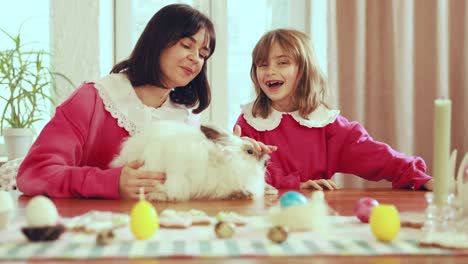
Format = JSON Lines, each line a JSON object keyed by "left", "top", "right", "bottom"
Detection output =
{"left": 433, "top": 98, "right": 452, "bottom": 206}
{"left": 448, "top": 150, "right": 457, "bottom": 194}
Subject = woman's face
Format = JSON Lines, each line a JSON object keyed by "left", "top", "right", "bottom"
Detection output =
{"left": 255, "top": 42, "right": 299, "bottom": 112}
{"left": 160, "top": 28, "right": 211, "bottom": 88}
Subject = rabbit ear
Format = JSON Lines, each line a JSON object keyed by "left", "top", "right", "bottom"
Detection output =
{"left": 200, "top": 125, "right": 229, "bottom": 142}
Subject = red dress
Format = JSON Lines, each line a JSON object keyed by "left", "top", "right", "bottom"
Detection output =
{"left": 17, "top": 74, "right": 198, "bottom": 198}
{"left": 235, "top": 102, "right": 432, "bottom": 189}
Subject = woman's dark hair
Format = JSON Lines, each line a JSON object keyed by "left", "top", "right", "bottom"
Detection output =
{"left": 111, "top": 4, "right": 216, "bottom": 114}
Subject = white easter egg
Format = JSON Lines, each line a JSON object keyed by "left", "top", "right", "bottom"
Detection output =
{"left": 0, "top": 191, "right": 14, "bottom": 212}
{"left": 26, "top": 196, "right": 59, "bottom": 227}
{"left": 0, "top": 191, "right": 15, "bottom": 229}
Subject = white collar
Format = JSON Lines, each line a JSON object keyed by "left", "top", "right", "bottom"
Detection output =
{"left": 241, "top": 101, "right": 340, "bottom": 131}
{"left": 94, "top": 73, "right": 199, "bottom": 136}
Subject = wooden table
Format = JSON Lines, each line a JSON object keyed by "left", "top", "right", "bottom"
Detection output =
{"left": 10, "top": 189, "right": 468, "bottom": 264}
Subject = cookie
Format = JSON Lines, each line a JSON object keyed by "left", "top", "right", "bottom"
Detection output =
{"left": 216, "top": 211, "right": 248, "bottom": 226}
{"left": 159, "top": 209, "right": 214, "bottom": 228}
{"left": 159, "top": 216, "right": 192, "bottom": 229}
{"left": 399, "top": 211, "right": 425, "bottom": 229}
{"left": 62, "top": 211, "right": 129, "bottom": 233}
{"left": 420, "top": 232, "right": 468, "bottom": 250}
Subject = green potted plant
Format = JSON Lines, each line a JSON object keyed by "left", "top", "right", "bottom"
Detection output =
{"left": 0, "top": 27, "right": 72, "bottom": 160}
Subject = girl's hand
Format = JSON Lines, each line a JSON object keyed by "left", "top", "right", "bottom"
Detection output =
{"left": 265, "top": 183, "right": 279, "bottom": 195}
{"left": 119, "top": 160, "right": 166, "bottom": 199}
{"left": 300, "top": 179, "right": 339, "bottom": 190}
{"left": 422, "top": 179, "right": 433, "bottom": 191}
{"left": 234, "top": 125, "right": 277, "bottom": 154}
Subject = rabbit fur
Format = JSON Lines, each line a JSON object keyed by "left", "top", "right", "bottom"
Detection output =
{"left": 110, "top": 120, "right": 269, "bottom": 201}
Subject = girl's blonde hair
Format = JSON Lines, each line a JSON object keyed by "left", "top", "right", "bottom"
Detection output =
{"left": 250, "top": 29, "right": 327, "bottom": 119}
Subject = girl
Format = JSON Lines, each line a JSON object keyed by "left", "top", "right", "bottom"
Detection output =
{"left": 17, "top": 4, "right": 216, "bottom": 199}
{"left": 235, "top": 29, "right": 433, "bottom": 191}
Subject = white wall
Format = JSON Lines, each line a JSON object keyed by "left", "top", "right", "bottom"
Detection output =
{"left": 50, "top": 0, "right": 113, "bottom": 104}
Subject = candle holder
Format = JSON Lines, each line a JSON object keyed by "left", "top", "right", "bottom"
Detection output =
{"left": 420, "top": 194, "right": 468, "bottom": 249}
{"left": 422, "top": 192, "right": 457, "bottom": 235}
{"left": 424, "top": 152, "right": 468, "bottom": 233}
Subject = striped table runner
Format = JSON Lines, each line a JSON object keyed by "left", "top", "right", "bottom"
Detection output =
{"left": 0, "top": 215, "right": 454, "bottom": 259}
{"left": 0, "top": 238, "right": 450, "bottom": 259}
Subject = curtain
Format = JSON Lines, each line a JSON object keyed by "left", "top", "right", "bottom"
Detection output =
{"left": 328, "top": 0, "right": 468, "bottom": 188}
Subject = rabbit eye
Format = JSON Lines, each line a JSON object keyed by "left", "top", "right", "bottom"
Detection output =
{"left": 247, "top": 149, "right": 254, "bottom": 155}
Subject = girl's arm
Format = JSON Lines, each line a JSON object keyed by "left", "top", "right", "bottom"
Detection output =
{"left": 326, "top": 116, "right": 432, "bottom": 190}
{"left": 235, "top": 115, "right": 300, "bottom": 189}
{"left": 16, "top": 84, "right": 122, "bottom": 198}
{"left": 233, "top": 125, "right": 277, "bottom": 154}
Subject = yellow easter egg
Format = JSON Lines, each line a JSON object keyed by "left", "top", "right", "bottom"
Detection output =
{"left": 369, "top": 204, "right": 400, "bottom": 242}
{"left": 130, "top": 195, "right": 159, "bottom": 240}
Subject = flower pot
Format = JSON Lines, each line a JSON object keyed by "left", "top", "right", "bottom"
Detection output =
{"left": 2, "top": 128, "right": 35, "bottom": 160}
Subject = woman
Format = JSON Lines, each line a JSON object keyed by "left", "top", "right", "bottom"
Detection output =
{"left": 17, "top": 4, "right": 216, "bottom": 199}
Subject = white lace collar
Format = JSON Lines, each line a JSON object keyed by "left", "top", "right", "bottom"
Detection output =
{"left": 94, "top": 73, "right": 199, "bottom": 136}
{"left": 241, "top": 101, "right": 340, "bottom": 131}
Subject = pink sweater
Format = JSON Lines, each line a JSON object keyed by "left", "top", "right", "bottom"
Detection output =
{"left": 17, "top": 83, "right": 127, "bottom": 198}
{"left": 236, "top": 114, "right": 432, "bottom": 189}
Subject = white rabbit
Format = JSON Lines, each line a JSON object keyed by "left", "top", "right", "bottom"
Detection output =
{"left": 110, "top": 120, "right": 269, "bottom": 201}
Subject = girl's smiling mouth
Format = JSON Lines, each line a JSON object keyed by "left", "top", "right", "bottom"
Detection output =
{"left": 265, "top": 80, "right": 284, "bottom": 89}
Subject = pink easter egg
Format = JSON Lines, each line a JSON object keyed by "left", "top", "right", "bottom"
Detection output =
{"left": 354, "top": 197, "right": 379, "bottom": 223}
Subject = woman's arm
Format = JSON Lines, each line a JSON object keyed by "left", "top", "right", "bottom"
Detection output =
{"left": 17, "top": 84, "right": 123, "bottom": 198}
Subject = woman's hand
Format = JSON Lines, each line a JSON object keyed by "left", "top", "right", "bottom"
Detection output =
{"left": 422, "top": 179, "right": 433, "bottom": 191}
{"left": 234, "top": 125, "right": 277, "bottom": 154}
{"left": 300, "top": 179, "right": 339, "bottom": 190}
{"left": 119, "top": 160, "right": 166, "bottom": 199}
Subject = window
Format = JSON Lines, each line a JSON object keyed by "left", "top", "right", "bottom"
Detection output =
{"left": 226, "top": 0, "right": 289, "bottom": 127}
{"left": 115, "top": 0, "right": 328, "bottom": 129}
{"left": 115, "top": 0, "right": 193, "bottom": 62}
{"left": 0, "top": 0, "right": 50, "bottom": 155}
{"left": 0, "top": 1, "right": 49, "bottom": 51}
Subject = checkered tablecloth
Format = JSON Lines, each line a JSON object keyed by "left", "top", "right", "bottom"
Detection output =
{"left": 0, "top": 216, "right": 453, "bottom": 259}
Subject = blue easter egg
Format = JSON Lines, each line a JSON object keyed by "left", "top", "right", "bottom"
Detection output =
{"left": 279, "top": 191, "right": 308, "bottom": 208}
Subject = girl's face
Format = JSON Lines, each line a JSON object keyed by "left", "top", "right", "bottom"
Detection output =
{"left": 160, "top": 29, "right": 211, "bottom": 88}
{"left": 256, "top": 42, "right": 299, "bottom": 112}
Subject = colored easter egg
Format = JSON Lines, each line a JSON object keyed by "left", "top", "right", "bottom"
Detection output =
{"left": 354, "top": 197, "right": 379, "bottom": 223}
{"left": 369, "top": 204, "right": 400, "bottom": 242}
{"left": 130, "top": 195, "right": 159, "bottom": 240}
{"left": 279, "top": 191, "right": 308, "bottom": 208}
